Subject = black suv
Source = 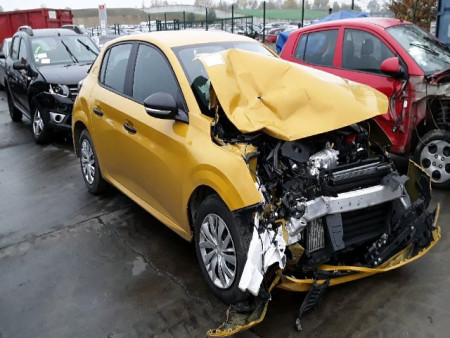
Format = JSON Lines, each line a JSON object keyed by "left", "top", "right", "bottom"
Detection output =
{"left": 4, "top": 26, "right": 99, "bottom": 143}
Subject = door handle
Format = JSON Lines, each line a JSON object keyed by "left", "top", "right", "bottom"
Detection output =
{"left": 123, "top": 121, "right": 136, "bottom": 134}
{"left": 93, "top": 107, "right": 104, "bottom": 116}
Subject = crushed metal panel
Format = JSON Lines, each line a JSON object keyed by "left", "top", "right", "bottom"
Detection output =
{"left": 196, "top": 49, "right": 389, "bottom": 141}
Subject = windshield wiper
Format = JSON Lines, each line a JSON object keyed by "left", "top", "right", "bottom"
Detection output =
{"left": 410, "top": 42, "right": 439, "bottom": 56}
{"left": 61, "top": 40, "right": 79, "bottom": 63}
{"left": 77, "top": 38, "right": 98, "bottom": 57}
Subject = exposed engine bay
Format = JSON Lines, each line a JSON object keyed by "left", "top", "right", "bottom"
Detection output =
{"left": 208, "top": 109, "right": 438, "bottom": 336}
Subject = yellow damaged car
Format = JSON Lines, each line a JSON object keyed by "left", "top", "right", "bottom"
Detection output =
{"left": 72, "top": 31, "right": 440, "bottom": 332}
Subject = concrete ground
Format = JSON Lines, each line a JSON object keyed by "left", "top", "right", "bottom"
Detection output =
{"left": 0, "top": 88, "right": 449, "bottom": 338}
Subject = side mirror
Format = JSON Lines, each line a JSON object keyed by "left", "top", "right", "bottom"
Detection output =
{"left": 144, "top": 92, "right": 178, "bottom": 119}
{"left": 13, "top": 60, "right": 29, "bottom": 71}
{"left": 380, "top": 57, "right": 402, "bottom": 77}
{"left": 0, "top": 52, "right": 5, "bottom": 59}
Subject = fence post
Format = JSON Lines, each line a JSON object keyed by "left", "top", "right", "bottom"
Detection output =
{"left": 263, "top": 1, "right": 266, "bottom": 43}
{"left": 206, "top": 8, "right": 208, "bottom": 31}
{"left": 351, "top": 0, "right": 354, "bottom": 10}
{"left": 164, "top": 13, "right": 167, "bottom": 30}
{"left": 148, "top": 14, "right": 151, "bottom": 32}
{"left": 301, "top": 0, "right": 305, "bottom": 27}
{"left": 412, "top": 0, "right": 419, "bottom": 23}
{"left": 183, "top": 11, "right": 186, "bottom": 29}
{"left": 232, "top": 5, "right": 234, "bottom": 33}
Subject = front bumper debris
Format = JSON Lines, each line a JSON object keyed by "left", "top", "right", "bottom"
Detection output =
{"left": 207, "top": 206, "right": 440, "bottom": 337}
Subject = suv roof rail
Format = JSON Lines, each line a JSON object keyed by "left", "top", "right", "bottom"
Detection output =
{"left": 61, "top": 24, "right": 83, "bottom": 34}
{"left": 18, "top": 25, "right": 33, "bottom": 36}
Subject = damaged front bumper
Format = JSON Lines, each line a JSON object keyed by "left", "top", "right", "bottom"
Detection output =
{"left": 279, "top": 210, "right": 440, "bottom": 292}
{"left": 208, "top": 161, "right": 441, "bottom": 337}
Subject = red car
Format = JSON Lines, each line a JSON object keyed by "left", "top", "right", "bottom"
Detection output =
{"left": 265, "top": 27, "right": 285, "bottom": 43}
{"left": 281, "top": 18, "right": 450, "bottom": 188}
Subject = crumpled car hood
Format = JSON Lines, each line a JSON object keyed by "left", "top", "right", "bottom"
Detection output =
{"left": 196, "top": 49, "right": 389, "bottom": 141}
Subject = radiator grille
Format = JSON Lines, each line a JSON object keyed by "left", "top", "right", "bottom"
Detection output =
{"left": 342, "top": 202, "right": 390, "bottom": 247}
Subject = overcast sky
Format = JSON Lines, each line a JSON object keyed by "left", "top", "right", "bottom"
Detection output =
{"left": 1, "top": 0, "right": 373, "bottom": 12}
{"left": 0, "top": 0, "right": 199, "bottom": 11}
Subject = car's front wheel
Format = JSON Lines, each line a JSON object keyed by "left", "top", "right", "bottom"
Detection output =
{"left": 32, "top": 108, "right": 51, "bottom": 144}
{"left": 194, "top": 195, "right": 251, "bottom": 304}
{"left": 6, "top": 88, "right": 22, "bottom": 122}
{"left": 415, "top": 129, "right": 450, "bottom": 189}
{"left": 79, "top": 129, "right": 107, "bottom": 195}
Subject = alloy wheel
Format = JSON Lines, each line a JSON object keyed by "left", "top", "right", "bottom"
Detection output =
{"left": 419, "top": 139, "right": 450, "bottom": 184}
{"left": 199, "top": 213, "right": 237, "bottom": 289}
{"left": 32, "top": 110, "right": 45, "bottom": 136}
{"left": 81, "top": 139, "right": 95, "bottom": 185}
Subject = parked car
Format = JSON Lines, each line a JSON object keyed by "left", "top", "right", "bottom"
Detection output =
{"left": 280, "top": 18, "right": 450, "bottom": 188}
{"left": 265, "top": 27, "right": 286, "bottom": 43}
{"left": 5, "top": 26, "right": 99, "bottom": 143}
{"left": 0, "top": 38, "right": 12, "bottom": 88}
{"left": 72, "top": 30, "right": 439, "bottom": 334}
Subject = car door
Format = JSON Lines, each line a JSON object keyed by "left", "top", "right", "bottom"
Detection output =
{"left": 15, "top": 37, "right": 32, "bottom": 111}
{"left": 89, "top": 42, "right": 135, "bottom": 188}
{"left": 330, "top": 28, "right": 404, "bottom": 132}
{"left": 7, "top": 37, "right": 21, "bottom": 103}
{"left": 91, "top": 42, "right": 189, "bottom": 226}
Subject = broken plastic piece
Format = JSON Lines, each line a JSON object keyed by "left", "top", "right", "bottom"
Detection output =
{"left": 295, "top": 279, "right": 330, "bottom": 331}
{"left": 238, "top": 215, "right": 286, "bottom": 295}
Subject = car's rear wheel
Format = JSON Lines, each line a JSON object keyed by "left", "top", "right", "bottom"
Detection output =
{"left": 32, "top": 108, "right": 51, "bottom": 144}
{"left": 194, "top": 194, "right": 251, "bottom": 304}
{"left": 7, "top": 88, "right": 22, "bottom": 122}
{"left": 79, "top": 129, "right": 107, "bottom": 195}
{"left": 415, "top": 129, "right": 450, "bottom": 189}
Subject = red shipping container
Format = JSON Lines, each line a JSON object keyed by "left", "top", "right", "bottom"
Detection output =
{"left": 0, "top": 8, "right": 73, "bottom": 42}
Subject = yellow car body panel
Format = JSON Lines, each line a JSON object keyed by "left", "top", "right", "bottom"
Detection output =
{"left": 197, "top": 49, "right": 389, "bottom": 141}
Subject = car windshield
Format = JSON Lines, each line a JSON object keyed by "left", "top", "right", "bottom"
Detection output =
{"left": 173, "top": 41, "right": 274, "bottom": 114}
{"left": 31, "top": 35, "right": 99, "bottom": 66}
{"left": 386, "top": 24, "right": 450, "bottom": 76}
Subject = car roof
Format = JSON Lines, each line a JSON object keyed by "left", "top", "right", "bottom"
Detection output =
{"left": 306, "top": 17, "right": 411, "bottom": 29}
{"left": 107, "top": 30, "right": 257, "bottom": 48}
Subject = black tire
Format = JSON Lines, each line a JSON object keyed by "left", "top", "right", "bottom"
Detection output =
{"left": 6, "top": 87, "right": 22, "bottom": 122}
{"left": 78, "top": 129, "right": 107, "bottom": 195}
{"left": 194, "top": 194, "right": 252, "bottom": 304}
{"left": 32, "top": 107, "right": 51, "bottom": 144}
{"left": 414, "top": 129, "right": 450, "bottom": 189}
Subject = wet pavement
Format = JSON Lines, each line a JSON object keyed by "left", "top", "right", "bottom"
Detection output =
{"left": 0, "top": 88, "right": 449, "bottom": 337}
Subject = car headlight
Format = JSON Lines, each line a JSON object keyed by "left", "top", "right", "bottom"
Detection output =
{"left": 49, "top": 84, "right": 70, "bottom": 97}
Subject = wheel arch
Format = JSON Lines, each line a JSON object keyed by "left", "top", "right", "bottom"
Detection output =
{"left": 187, "top": 185, "right": 218, "bottom": 232}
{"left": 73, "top": 121, "right": 88, "bottom": 157}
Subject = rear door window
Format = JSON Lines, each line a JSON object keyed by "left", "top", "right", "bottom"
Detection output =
{"left": 101, "top": 43, "right": 132, "bottom": 94}
{"left": 294, "top": 29, "right": 338, "bottom": 67}
{"left": 342, "top": 29, "right": 395, "bottom": 74}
